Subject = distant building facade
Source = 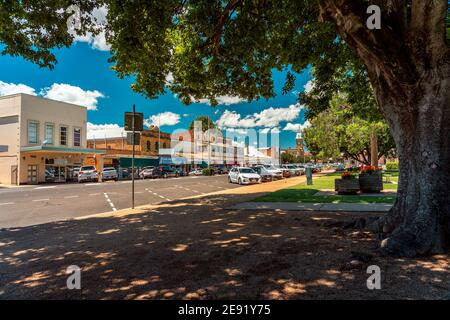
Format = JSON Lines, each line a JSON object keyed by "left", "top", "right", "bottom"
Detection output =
{"left": 86, "top": 125, "right": 171, "bottom": 168}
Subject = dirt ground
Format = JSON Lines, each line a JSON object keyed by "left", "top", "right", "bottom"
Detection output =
{"left": 0, "top": 178, "right": 448, "bottom": 300}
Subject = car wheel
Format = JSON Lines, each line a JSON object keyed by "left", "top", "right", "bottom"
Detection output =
{"left": 238, "top": 178, "right": 242, "bottom": 185}
{"left": 228, "top": 176, "right": 232, "bottom": 183}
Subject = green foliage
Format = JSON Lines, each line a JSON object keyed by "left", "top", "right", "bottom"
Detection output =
{"left": 189, "top": 116, "right": 216, "bottom": 131}
{"left": 0, "top": 0, "right": 102, "bottom": 69}
{"left": 386, "top": 162, "right": 399, "bottom": 171}
{"left": 202, "top": 168, "right": 215, "bottom": 176}
{"left": 303, "top": 95, "right": 395, "bottom": 164}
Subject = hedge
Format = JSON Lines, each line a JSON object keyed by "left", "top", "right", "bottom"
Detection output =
{"left": 386, "top": 162, "right": 399, "bottom": 171}
{"left": 202, "top": 168, "right": 215, "bottom": 176}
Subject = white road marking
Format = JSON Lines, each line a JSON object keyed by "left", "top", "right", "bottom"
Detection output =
{"left": 32, "top": 199, "right": 49, "bottom": 202}
{"left": 147, "top": 189, "right": 171, "bottom": 202}
{"left": 84, "top": 183, "right": 100, "bottom": 186}
{"left": 121, "top": 181, "right": 132, "bottom": 184}
{"left": 103, "top": 193, "right": 117, "bottom": 212}
{"left": 0, "top": 202, "right": 14, "bottom": 206}
{"left": 64, "top": 195, "right": 79, "bottom": 199}
{"left": 89, "top": 193, "right": 101, "bottom": 196}
{"left": 34, "top": 186, "right": 56, "bottom": 190}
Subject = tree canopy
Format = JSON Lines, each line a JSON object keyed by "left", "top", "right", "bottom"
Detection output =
{"left": 303, "top": 95, "right": 396, "bottom": 164}
{"left": 188, "top": 115, "right": 216, "bottom": 131}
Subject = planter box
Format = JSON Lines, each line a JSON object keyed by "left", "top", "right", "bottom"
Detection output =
{"left": 335, "top": 178, "right": 360, "bottom": 195}
{"left": 359, "top": 171, "right": 383, "bottom": 193}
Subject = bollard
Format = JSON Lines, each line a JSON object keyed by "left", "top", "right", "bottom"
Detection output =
{"left": 306, "top": 167, "right": 313, "bottom": 185}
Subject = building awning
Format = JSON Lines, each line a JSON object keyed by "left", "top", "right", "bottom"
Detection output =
{"left": 119, "top": 157, "right": 159, "bottom": 168}
{"left": 21, "top": 146, "right": 105, "bottom": 155}
{"left": 159, "top": 156, "right": 188, "bottom": 165}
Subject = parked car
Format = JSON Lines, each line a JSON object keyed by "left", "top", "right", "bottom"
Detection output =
{"left": 273, "top": 165, "right": 292, "bottom": 178}
{"left": 283, "top": 164, "right": 302, "bottom": 176}
{"left": 157, "top": 166, "right": 179, "bottom": 178}
{"left": 252, "top": 166, "right": 274, "bottom": 182}
{"left": 174, "top": 168, "right": 186, "bottom": 176}
{"left": 228, "top": 167, "right": 262, "bottom": 185}
{"left": 189, "top": 169, "right": 203, "bottom": 176}
{"left": 262, "top": 165, "right": 284, "bottom": 180}
{"left": 139, "top": 166, "right": 156, "bottom": 179}
{"left": 78, "top": 166, "right": 99, "bottom": 183}
{"left": 214, "top": 166, "right": 229, "bottom": 174}
{"left": 45, "top": 169, "right": 55, "bottom": 182}
{"left": 70, "top": 167, "right": 80, "bottom": 180}
{"left": 102, "top": 167, "right": 118, "bottom": 181}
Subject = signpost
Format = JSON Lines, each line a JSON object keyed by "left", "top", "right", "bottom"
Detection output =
{"left": 124, "top": 105, "right": 143, "bottom": 209}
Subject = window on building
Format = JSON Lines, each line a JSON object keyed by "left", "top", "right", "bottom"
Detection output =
{"left": 155, "top": 141, "right": 159, "bottom": 151}
{"left": 28, "top": 121, "right": 39, "bottom": 144}
{"left": 45, "top": 123, "right": 54, "bottom": 145}
{"left": 73, "top": 128, "right": 81, "bottom": 147}
{"left": 60, "top": 126, "right": 68, "bottom": 146}
{"left": 163, "top": 142, "right": 167, "bottom": 148}
{"left": 146, "top": 141, "right": 151, "bottom": 152}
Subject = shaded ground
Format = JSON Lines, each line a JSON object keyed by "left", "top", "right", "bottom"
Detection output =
{"left": 0, "top": 180, "right": 448, "bottom": 299}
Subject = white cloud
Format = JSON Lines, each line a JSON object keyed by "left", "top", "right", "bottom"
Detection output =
{"left": 144, "top": 112, "right": 181, "bottom": 127}
{"left": 283, "top": 120, "right": 311, "bottom": 132}
{"left": 217, "top": 103, "right": 304, "bottom": 129}
{"left": 195, "top": 95, "right": 246, "bottom": 106}
{"left": 304, "top": 80, "right": 315, "bottom": 94}
{"left": 71, "top": 6, "right": 111, "bottom": 51}
{"left": 87, "top": 123, "right": 125, "bottom": 139}
{"left": 0, "top": 81, "right": 37, "bottom": 96}
{"left": 40, "top": 83, "right": 105, "bottom": 110}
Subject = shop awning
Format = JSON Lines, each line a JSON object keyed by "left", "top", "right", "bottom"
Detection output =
{"left": 159, "top": 156, "right": 188, "bottom": 165}
{"left": 119, "top": 157, "right": 159, "bottom": 168}
{"left": 21, "top": 145, "right": 105, "bottom": 154}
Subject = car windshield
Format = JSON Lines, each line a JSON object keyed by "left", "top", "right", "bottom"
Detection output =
{"left": 240, "top": 168, "right": 255, "bottom": 174}
{"left": 103, "top": 168, "right": 115, "bottom": 171}
{"left": 81, "top": 166, "right": 95, "bottom": 171}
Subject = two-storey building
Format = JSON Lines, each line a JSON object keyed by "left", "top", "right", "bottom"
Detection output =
{"left": 0, "top": 94, "right": 104, "bottom": 185}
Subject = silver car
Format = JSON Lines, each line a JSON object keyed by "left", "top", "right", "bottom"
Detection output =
{"left": 102, "top": 167, "right": 118, "bottom": 181}
{"left": 78, "top": 166, "right": 99, "bottom": 183}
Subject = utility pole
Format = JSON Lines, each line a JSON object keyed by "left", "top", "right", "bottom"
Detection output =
{"left": 131, "top": 104, "right": 136, "bottom": 209}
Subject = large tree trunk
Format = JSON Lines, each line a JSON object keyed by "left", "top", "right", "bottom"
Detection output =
{"left": 369, "top": 72, "right": 450, "bottom": 257}
{"left": 319, "top": 0, "right": 450, "bottom": 256}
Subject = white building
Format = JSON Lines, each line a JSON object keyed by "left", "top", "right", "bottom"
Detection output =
{"left": 0, "top": 94, "right": 104, "bottom": 185}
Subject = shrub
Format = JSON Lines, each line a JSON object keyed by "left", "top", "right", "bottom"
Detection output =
{"left": 202, "top": 168, "right": 215, "bottom": 176}
{"left": 386, "top": 162, "right": 399, "bottom": 171}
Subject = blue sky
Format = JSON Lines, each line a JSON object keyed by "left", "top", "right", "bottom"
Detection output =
{"left": 0, "top": 41, "right": 312, "bottom": 149}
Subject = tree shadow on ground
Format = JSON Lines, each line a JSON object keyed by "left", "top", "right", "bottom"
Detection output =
{"left": 0, "top": 192, "right": 448, "bottom": 300}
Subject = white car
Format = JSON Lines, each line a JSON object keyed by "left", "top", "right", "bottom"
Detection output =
{"left": 263, "top": 165, "right": 284, "bottom": 179}
{"left": 78, "top": 166, "right": 99, "bottom": 183}
{"left": 101, "top": 167, "right": 118, "bottom": 181}
{"left": 189, "top": 169, "right": 203, "bottom": 176}
{"left": 228, "top": 167, "right": 261, "bottom": 185}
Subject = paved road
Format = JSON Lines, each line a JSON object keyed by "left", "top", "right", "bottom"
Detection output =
{"left": 0, "top": 175, "right": 241, "bottom": 228}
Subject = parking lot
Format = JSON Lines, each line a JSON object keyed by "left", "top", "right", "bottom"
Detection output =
{"left": 0, "top": 175, "right": 242, "bottom": 228}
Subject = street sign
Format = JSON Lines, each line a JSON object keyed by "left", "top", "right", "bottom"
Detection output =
{"left": 127, "top": 132, "right": 140, "bottom": 145}
{"left": 124, "top": 112, "right": 144, "bottom": 131}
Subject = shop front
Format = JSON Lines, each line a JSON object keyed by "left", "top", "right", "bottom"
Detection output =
{"left": 20, "top": 146, "right": 105, "bottom": 184}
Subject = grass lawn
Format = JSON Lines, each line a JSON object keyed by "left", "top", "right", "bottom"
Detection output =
{"left": 255, "top": 172, "right": 398, "bottom": 204}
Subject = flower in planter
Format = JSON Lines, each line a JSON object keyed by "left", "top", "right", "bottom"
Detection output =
{"left": 341, "top": 171, "right": 355, "bottom": 179}
{"left": 360, "top": 165, "right": 382, "bottom": 174}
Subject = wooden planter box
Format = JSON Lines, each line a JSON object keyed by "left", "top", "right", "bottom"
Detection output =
{"left": 359, "top": 171, "right": 383, "bottom": 193}
{"left": 335, "top": 178, "right": 360, "bottom": 195}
